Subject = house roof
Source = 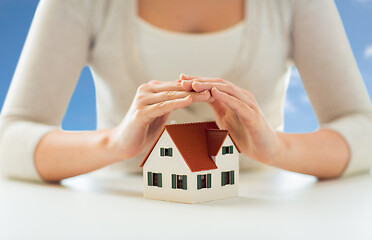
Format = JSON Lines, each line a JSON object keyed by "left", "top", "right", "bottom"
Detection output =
{"left": 140, "top": 121, "right": 240, "bottom": 172}
{"left": 206, "top": 129, "right": 229, "bottom": 156}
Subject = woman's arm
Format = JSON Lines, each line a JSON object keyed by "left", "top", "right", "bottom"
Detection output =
{"left": 0, "top": 0, "right": 90, "bottom": 181}
{"left": 179, "top": 77, "right": 349, "bottom": 178}
{"left": 35, "top": 81, "right": 210, "bottom": 182}
{"left": 179, "top": 0, "right": 372, "bottom": 178}
{"left": 35, "top": 103, "right": 349, "bottom": 181}
{"left": 34, "top": 129, "right": 118, "bottom": 182}
{"left": 0, "top": 0, "right": 211, "bottom": 182}
{"left": 291, "top": 0, "right": 372, "bottom": 177}
{"left": 275, "top": 129, "right": 349, "bottom": 178}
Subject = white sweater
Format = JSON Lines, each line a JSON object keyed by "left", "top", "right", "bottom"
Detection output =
{"left": 1, "top": 0, "right": 371, "bottom": 182}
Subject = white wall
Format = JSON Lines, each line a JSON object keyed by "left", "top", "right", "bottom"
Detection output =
{"left": 191, "top": 135, "right": 239, "bottom": 203}
{"left": 143, "top": 130, "right": 192, "bottom": 203}
{"left": 143, "top": 132, "right": 239, "bottom": 204}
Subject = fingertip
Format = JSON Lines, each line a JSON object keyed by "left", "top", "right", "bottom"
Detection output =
{"left": 200, "top": 90, "right": 211, "bottom": 101}
{"left": 184, "top": 95, "right": 193, "bottom": 105}
{"left": 181, "top": 73, "right": 194, "bottom": 80}
{"left": 169, "top": 95, "right": 193, "bottom": 112}
{"left": 181, "top": 80, "right": 193, "bottom": 91}
{"left": 211, "top": 87, "right": 223, "bottom": 100}
{"left": 180, "top": 80, "right": 186, "bottom": 87}
{"left": 204, "top": 90, "right": 212, "bottom": 99}
{"left": 180, "top": 73, "right": 192, "bottom": 80}
{"left": 211, "top": 87, "right": 219, "bottom": 94}
{"left": 185, "top": 94, "right": 193, "bottom": 101}
{"left": 191, "top": 81, "right": 203, "bottom": 92}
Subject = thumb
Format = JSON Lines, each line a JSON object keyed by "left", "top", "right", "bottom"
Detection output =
{"left": 209, "top": 100, "right": 226, "bottom": 118}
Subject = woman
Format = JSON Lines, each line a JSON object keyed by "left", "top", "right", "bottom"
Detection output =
{"left": 0, "top": 0, "right": 371, "bottom": 182}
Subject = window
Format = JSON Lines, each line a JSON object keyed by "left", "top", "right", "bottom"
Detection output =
{"left": 221, "top": 171, "right": 235, "bottom": 186}
{"left": 153, "top": 173, "right": 158, "bottom": 186}
{"left": 171, "top": 174, "right": 187, "bottom": 190}
{"left": 160, "top": 147, "right": 173, "bottom": 157}
{"left": 147, "top": 172, "right": 162, "bottom": 187}
{"left": 222, "top": 145, "right": 234, "bottom": 155}
{"left": 201, "top": 175, "right": 206, "bottom": 188}
{"left": 177, "top": 175, "right": 183, "bottom": 189}
{"left": 225, "top": 171, "right": 231, "bottom": 185}
{"left": 197, "top": 174, "right": 212, "bottom": 190}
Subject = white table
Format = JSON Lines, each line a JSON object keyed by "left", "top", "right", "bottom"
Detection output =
{"left": 1, "top": 167, "right": 371, "bottom": 240}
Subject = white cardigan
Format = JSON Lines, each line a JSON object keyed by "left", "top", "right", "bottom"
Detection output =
{"left": 1, "top": 0, "right": 372, "bottom": 181}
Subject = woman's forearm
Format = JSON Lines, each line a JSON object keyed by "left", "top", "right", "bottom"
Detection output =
{"left": 178, "top": 75, "right": 351, "bottom": 179}
{"left": 275, "top": 129, "right": 350, "bottom": 179}
{"left": 34, "top": 81, "right": 209, "bottom": 183}
{"left": 34, "top": 129, "right": 121, "bottom": 182}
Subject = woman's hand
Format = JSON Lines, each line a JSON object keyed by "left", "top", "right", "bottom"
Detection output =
{"left": 107, "top": 79, "right": 211, "bottom": 161}
{"left": 179, "top": 74, "right": 284, "bottom": 165}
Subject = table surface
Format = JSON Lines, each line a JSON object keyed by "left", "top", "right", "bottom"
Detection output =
{"left": 1, "top": 167, "right": 371, "bottom": 240}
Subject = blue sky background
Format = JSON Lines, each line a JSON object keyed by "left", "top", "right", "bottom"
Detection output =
{"left": 0, "top": 0, "right": 371, "bottom": 132}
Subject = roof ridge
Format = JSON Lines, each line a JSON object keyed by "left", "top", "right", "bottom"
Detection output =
{"left": 206, "top": 129, "right": 228, "bottom": 132}
{"left": 165, "top": 121, "right": 218, "bottom": 127}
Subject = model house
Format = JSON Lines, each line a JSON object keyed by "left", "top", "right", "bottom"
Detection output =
{"left": 140, "top": 121, "right": 240, "bottom": 204}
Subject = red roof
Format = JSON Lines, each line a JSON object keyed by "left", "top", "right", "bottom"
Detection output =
{"left": 206, "top": 129, "right": 229, "bottom": 156}
{"left": 140, "top": 121, "right": 239, "bottom": 172}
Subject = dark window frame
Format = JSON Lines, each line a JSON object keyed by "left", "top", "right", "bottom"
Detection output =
{"left": 221, "top": 170, "right": 235, "bottom": 186}
{"left": 172, "top": 174, "right": 187, "bottom": 190}
{"left": 147, "top": 172, "right": 162, "bottom": 188}
{"left": 222, "top": 145, "right": 234, "bottom": 155}
{"left": 201, "top": 175, "right": 207, "bottom": 188}
{"left": 153, "top": 173, "right": 158, "bottom": 186}
{"left": 197, "top": 173, "right": 212, "bottom": 190}
{"left": 160, "top": 147, "right": 173, "bottom": 157}
{"left": 177, "top": 175, "right": 183, "bottom": 189}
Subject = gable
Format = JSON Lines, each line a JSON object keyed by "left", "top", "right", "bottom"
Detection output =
{"left": 219, "top": 135, "right": 237, "bottom": 155}
{"left": 141, "top": 130, "right": 190, "bottom": 173}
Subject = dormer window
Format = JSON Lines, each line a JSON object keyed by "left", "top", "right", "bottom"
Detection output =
{"left": 222, "top": 145, "right": 233, "bottom": 155}
{"left": 160, "top": 147, "right": 173, "bottom": 157}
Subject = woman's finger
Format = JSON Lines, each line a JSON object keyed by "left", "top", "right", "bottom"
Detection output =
{"left": 142, "top": 95, "right": 193, "bottom": 121}
{"left": 179, "top": 74, "right": 225, "bottom": 83}
{"left": 138, "top": 90, "right": 210, "bottom": 105}
{"left": 146, "top": 81, "right": 186, "bottom": 93}
{"left": 191, "top": 81, "right": 257, "bottom": 108}
{"left": 180, "top": 80, "right": 194, "bottom": 92}
{"left": 211, "top": 87, "right": 255, "bottom": 123}
{"left": 209, "top": 99, "right": 226, "bottom": 118}
{"left": 180, "top": 73, "right": 196, "bottom": 80}
{"left": 241, "top": 89, "right": 258, "bottom": 104}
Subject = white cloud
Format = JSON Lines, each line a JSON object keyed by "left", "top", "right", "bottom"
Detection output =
{"left": 365, "top": 45, "right": 372, "bottom": 59}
